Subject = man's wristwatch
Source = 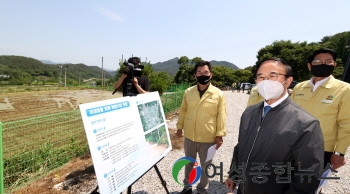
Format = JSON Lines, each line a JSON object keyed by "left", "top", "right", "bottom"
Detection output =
{"left": 334, "top": 151, "right": 345, "bottom": 156}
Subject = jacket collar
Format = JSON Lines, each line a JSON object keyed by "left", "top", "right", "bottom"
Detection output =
{"left": 303, "top": 75, "right": 335, "bottom": 89}
{"left": 190, "top": 83, "right": 215, "bottom": 93}
{"left": 259, "top": 96, "right": 291, "bottom": 111}
{"left": 189, "top": 83, "right": 216, "bottom": 102}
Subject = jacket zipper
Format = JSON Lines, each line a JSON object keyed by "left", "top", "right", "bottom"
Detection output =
{"left": 242, "top": 121, "right": 263, "bottom": 194}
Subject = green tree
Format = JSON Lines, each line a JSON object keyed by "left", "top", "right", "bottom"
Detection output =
{"left": 177, "top": 56, "right": 190, "bottom": 66}
{"left": 141, "top": 62, "right": 153, "bottom": 77}
{"left": 107, "top": 78, "right": 116, "bottom": 86}
{"left": 211, "top": 66, "right": 236, "bottom": 87}
{"left": 232, "top": 69, "right": 253, "bottom": 83}
{"left": 115, "top": 58, "right": 127, "bottom": 80}
{"left": 191, "top": 57, "right": 202, "bottom": 65}
{"left": 319, "top": 31, "right": 350, "bottom": 65}
{"left": 149, "top": 71, "right": 172, "bottom": 95}
{"left": 174, "top": 63, "right": 195, "bottom": 84}
{"left": 255, "top": 32, "right": 350, "bottom": 81}
{"left": 95, "top": 79, "right": 102, "bottom": 86}
{"left": 174, "top": 56, "right": 196, "bottom": 84}
{"left": 255, "top": 40, "right": 321, "bottom": 81}
{"left": 244, "top": 66, "right": 256, "bottom": 83}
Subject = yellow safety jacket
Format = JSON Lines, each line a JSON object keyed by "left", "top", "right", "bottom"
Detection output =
{"left": 176, "top": 84, "right": 226, "bottom": 143}
{"left": 247, "top": 86, "right": 264, "bottom": 106}
{"left": 291, "top": 76, "right": 350, "bottom": 154}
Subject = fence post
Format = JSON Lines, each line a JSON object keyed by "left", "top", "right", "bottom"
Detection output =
{"left": 0, "top": 122, "right": 4, "bottom": 194}
{"left": 165, "top": 93, "right": 168, "bottom": 115}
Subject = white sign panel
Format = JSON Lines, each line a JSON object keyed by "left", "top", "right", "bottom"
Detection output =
{"left": 79, "top": 92, "right": 172, "bottom": 194}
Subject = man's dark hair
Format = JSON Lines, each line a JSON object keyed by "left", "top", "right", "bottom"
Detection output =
{"left": 128, "top": 57, "right": 141, "bottom": 65}
{"left": 254, "top": 57, "right": 293, "bottom": 77}
{"left": 194, "top": 61, "right": 212, "bottom": 74}
{"left": 307, "top": 48, "right": 337, "bottom": 63}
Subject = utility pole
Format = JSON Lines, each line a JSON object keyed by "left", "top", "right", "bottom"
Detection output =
{"left": 64, "top": 67, "right": 67, "bottom": 87}
{"left": 102, "top": 57, "right": 104, "bottom": 88}
{"left": 59, "top": 65, "right": 62, "bottom": 86}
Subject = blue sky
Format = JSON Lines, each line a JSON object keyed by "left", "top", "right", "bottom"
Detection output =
{"left": 1, "top": 1, "right": 350, "bottom": 71}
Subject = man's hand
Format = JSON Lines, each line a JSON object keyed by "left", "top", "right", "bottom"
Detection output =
{"left": 123, "top": 67, "right": 130, "bottom": 75}
{"left": 225, "top": 178, "right": 236, "bottom": 192}
{"left": 121, "top": 73, "right": 127, "bottom": 79}
{"left": 215, "top": 136, "right": 223, "bottom": 150}
{"left": 176, "top": 129, "right": 183, "bottom": 137}
{"left": 132, "top": 77, "right": 138, "bottom": 86}
{"left": 331, "top": 154, "right": 346, "bottom": 169}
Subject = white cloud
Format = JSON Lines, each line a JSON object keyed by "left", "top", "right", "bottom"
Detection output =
{"left": 98, "top": 8, "right": 123, "bottom": 22}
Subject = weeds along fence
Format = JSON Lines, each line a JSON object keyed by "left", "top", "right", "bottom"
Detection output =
{"left": 161, "top": 83, "right": 190, "bottom": 114}
{"left": 0, "top": 83, "right": 190, "bottom": 193}
{"left": 0, "top": 111, "right": 88, "bottom": 194}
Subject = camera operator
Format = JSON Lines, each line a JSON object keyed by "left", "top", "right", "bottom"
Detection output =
{"left": 113, "top": 57, "right": 150, "bottom": 96}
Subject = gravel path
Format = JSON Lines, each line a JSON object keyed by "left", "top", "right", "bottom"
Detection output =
{"left": 122, "top": 91, "right": 350, "bottom": 194}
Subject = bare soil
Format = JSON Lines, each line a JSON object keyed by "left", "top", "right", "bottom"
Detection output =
{"left": 0, "top": 89, "right": 122, "bottom": 122}
{"left": 1, "top": 89, "right": 182, "bottom": 194}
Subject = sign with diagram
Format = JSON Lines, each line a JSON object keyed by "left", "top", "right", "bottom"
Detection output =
{"left": 79, "top": 92, "right": 172, "bottom": 194}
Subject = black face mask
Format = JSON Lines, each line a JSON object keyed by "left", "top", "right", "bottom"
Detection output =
{"left": 310, "top": 64, "right": 334, "bottom": 77}
{"left": 196, "top": 75, "right": 211, "bottom": 85}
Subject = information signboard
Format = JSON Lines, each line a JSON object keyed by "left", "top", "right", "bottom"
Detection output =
{"left": 79, "top": 92, "right": 172, "bottom": 194}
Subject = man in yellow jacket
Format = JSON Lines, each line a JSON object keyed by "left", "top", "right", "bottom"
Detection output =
{"left": 291, "top": 48, "right": 350, "bottom": 170}
{"left": 247, "top": 86, "right": 264, "bottom": 106}
{"left": 176, "top": 61, "right": 226, "bottom": 194}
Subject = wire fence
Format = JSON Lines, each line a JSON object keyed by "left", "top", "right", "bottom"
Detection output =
{"left": 0, "top": 83, "right": 190, "bottom": 194}
{"left": 1, "top": 111, "right": 88, "bottom": 193}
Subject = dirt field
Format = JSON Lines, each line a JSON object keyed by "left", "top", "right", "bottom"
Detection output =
{"left": 0, "top": 89, "right": 181, "bottom": 193}
{"left": 0, "top": 89, "right": 123, "bottom": 122}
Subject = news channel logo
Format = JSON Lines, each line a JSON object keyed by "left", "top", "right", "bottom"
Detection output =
{"left": 172, "top": 157, "right": 202, "bottom": 186}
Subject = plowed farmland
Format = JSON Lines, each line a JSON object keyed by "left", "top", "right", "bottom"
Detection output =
{"left": 0, "top": 89, "right": 122, "bottom": 122}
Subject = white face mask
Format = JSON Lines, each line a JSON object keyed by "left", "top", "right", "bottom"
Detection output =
{"left": 257, "top": 80, "right": 285, "bottom": 100}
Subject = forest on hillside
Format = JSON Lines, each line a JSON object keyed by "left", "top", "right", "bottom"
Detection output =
{"left": 0, "top": 56, "right": 114, "bottom": 86}
{"left": 1, "top": 31, "right": 349, "bottom": 90}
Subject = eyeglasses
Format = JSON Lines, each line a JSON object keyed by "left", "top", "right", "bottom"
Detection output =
{"left": 311, "top": 59, "right": 334, "bottom": 65}
{"left": 256, "top": 72, "right": 287, "bottom": 82}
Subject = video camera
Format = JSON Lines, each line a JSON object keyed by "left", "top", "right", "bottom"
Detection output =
{"left": 112, "top": 57, "right": 144, "bottom": 96}
{"left": 123, "top": 57, "right": 144, "bottom": 78}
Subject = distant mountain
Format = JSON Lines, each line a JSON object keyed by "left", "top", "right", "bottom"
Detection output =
{"left": 0, "top": 56, "right": 115, "bottom": 81}
{"left": 41, "top": 60, "right": 116, "bottom": 75}
{"left": 103, "top": 68, "right": 116, "bottom": 72}
{"left": 209, "top": 60, "right": 239, "bottom": 70}
{"left": 40, "top": 60, "right": 70, "bottom": 65}
{"left": 152, "top": 58, "right": 239, "bottom": 76}
{"left": 152, "top": 58, "right": 180, "bottom": 76}
{"left": 40, "top": 60, "right": 56, "bottom": 64}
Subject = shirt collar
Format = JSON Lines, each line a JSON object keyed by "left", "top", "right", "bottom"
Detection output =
{"left": 264, "top": 92, "right": 289, "bottom": 108}
{"left": 308, "top": 76, "right": 331, "bottom": 92}
{"left": 197, "top": 83, "right": 210, "bottom": 92}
